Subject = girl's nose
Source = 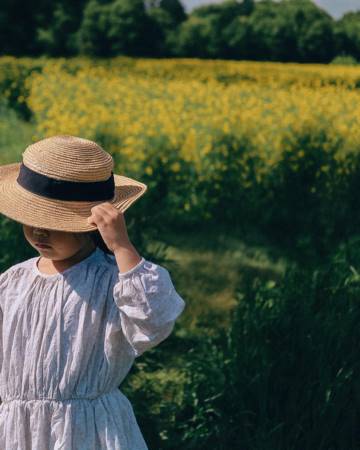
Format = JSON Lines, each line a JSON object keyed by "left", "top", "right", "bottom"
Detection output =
{"left": 33, "top": 228, "right": 48, "bottom": 236}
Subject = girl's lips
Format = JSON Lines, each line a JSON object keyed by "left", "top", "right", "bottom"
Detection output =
{"left": 35, "top": 243, "right": 52, "bottom": 248}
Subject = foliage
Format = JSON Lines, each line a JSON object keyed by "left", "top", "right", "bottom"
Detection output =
{"left": 331, "top": 54, "right": 359, "bottom": 65}
{"left": 36, "top": 0, "right": 88, "bottom": 57}
{"left": 78, "top": 0, "right": 156, "bottom": 57}
{"left": 0, "top": 0, "right": 360, "bottom": 62}
{"left": 334, "top": 12, "right": 360, "bottom": 61}
{"left": 118, "top": 237, "right": 360, "bottom": 449}
{"left": 175, "top": 0, "right": 252, "bottom": 58}
{"left": 0, "top": 218, "right": 33, "bottom": 272}
{"left": 4, "top": 56, "right": 360, "bottom": 259}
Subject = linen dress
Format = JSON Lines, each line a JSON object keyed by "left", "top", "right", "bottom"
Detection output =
{"left": 0, "top": 247, "right": 186, "bottom": 449}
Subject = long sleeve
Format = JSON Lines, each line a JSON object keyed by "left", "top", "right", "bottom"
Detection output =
{"left": 112, "top": 257, "right": 186, "bottom": 358}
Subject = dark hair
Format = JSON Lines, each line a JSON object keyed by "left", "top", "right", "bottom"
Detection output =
{"left": 87, "top": 230, "right": 114, "bottom": 255}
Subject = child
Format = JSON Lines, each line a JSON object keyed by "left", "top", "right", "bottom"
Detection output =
{"left": 0, "top": 135, "right": 186, "bottom": 449}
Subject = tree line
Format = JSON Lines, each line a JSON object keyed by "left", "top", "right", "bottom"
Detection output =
{"left": 1, "top": 0, "right": 360, "bottom": 63}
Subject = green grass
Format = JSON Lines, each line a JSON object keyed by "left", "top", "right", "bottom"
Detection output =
{"left": 0, "top": 102, "right": 35, "bottom": 163}
{"left": 155, "top": 224, "right": 289, "bottom": 333}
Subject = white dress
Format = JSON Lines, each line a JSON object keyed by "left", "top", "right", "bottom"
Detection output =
{"left": 0, "top": 247, "right": 186, "bottom": 449}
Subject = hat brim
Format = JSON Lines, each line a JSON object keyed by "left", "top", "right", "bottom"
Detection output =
{"left": 0, "top": 162, "right": 147, "bottom": 232}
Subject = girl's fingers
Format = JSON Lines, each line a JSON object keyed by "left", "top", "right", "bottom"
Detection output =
{"left": 92, "top": 204, "right": 121, "bottom": 220}
{"left": 91, "top": 204, "right": 113, "bottom": 217}
{"left": 87, "top": 214, "right": 97, "bottom": 225}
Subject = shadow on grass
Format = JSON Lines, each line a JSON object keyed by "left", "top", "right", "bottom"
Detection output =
{"left": 155, "top": 221, "right": 292, "bottom": 334}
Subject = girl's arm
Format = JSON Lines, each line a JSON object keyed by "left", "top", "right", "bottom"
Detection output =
{"left": 87, "top": 202, "right": 186, "bottom": 357}
{"left": 112, "top": 257, "right": 185, "bottom": 357}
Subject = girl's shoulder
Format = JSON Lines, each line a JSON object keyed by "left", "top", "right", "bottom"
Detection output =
{"left": 0, "top": 249, "right": 118, "bottom": 288}
{"left": 0, "top": 256, "right": 36, "bottom": 291}
{"left": 1, "top": 255, "right": 36, "bottom": 276}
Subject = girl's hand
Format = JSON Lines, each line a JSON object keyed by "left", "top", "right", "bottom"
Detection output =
{"left": 87, "top": 203, "right": 131, "bottom": 253}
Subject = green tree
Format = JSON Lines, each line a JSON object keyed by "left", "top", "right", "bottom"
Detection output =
{"left": 335, "top": 12, "right": 360, "bottom": 61}
{"left": 222, "top": 15, "right": 254, "bottom": 59}
{"left": 192, "top": 0, "right": 253, "bottom": 20}
{"left": 0, "top": 0, "right": 350, "bottom": 62}
{"left": 0, "top": 0, "right": 52, "bottom": 55}
{"left": 36, "top": 0, "right": 88, "bottom": 56}
{"left": 297, "top": 14, "right": 335, "bottom": 62}
{"left": 175, "top": 16, "right": 215, "bottom": 57}
{"left": 245, "top": 0, "right": 296, "bottom": 61}
{"left": 158, "top": 0, "right": 186, "bottom": 24}
{"left": 146, "top": 7, "right": 176, "bottom": 56}
{"left": 78, "top": 0, "right": 112, "bottom": 56}
{"left": 146, "top": 0, "right": 187, "bottom": 56}
{"left": 244, "top": 0, "right": 335, "bottom": 62}
{"left": 78, "top": 0, "right": 156, "bottom": 57}
{"left": 176, "top": 0, "right": 252, "bottom": 58}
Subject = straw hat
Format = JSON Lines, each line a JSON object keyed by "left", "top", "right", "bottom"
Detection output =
{"left": 0, "top": 135, "right": 147, "bottom": 232}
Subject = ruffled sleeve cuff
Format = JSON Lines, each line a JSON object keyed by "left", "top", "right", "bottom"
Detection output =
{"left": 113, "top": 257, "right": 186, "bottom": 358}
{"left": 116, "top": 257, "right": 147, "bottom": 278}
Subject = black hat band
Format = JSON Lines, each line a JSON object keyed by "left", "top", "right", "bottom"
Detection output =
{"left": 16, "top": 163, "right": 115, "bottom": 201}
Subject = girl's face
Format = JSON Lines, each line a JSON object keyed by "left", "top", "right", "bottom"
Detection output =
{"left": 22, "top": 225, "right": 95, "bottom": 261}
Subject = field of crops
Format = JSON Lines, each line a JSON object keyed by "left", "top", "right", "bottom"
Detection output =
{"left": 3, "top": 57, "right": 360, "bottom": 167}
{"left": 1, "top": 56, "right": 360, "bottom": 449}
{"left": 3, "top": 56, "right": 360, "bottom": 257}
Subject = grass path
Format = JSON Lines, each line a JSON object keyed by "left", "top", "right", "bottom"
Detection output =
{"left": 156, "top": 224, "right": 289, "bottom": 333}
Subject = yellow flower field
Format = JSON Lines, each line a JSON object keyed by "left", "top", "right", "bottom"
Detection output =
{"left": 2, "top": 56, "right": 360, "bottom": 223}
{"left": 6, "top": 57, "right": 356, "bottom": 180}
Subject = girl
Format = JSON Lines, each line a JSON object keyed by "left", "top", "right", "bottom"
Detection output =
{"left": 0, "top": 135, "right": 186, "bottom": 449}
